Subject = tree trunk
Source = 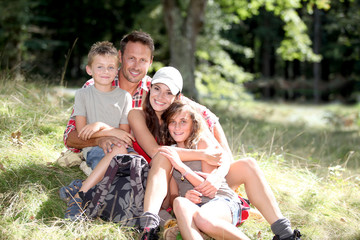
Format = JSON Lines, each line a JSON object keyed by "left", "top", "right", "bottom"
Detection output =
{"left": 163, "top": 0, "right": 207, "bottom": 100}
{"left": 313, "top": 6, "right": 321, "bottom": 103}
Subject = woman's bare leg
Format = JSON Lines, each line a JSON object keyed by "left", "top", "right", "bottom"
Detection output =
{"left": 226, "top": 157, "right": 283, "bottom": 225}
{"left": 143, "top": 152, "right": 172, "bottom": 213}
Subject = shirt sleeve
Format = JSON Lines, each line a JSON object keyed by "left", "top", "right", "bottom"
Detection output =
{"left": 119, "top": 91, "right": 133, "bottom": 125}
{"left": 63, "top": 79, "right": 94, "bottom": 152}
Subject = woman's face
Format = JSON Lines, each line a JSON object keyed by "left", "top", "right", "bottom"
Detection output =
{"left": 168, "top": 110, "right": 193, "bottom": 147}
{"left": 150, "top": 83, "right": 176, "bottom": 114}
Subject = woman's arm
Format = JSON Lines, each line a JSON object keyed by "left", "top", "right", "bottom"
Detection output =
{"left": 128, "top": 109, "right": 221, "bottom": 163}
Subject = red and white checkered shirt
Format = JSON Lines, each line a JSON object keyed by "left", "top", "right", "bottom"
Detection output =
{"left": 63, "top": 73, "right": 151, "bottom": 153}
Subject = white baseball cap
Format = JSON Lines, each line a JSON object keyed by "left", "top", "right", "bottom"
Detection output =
{"left": 151, "top": 66, "right": 183, "bottom": 95}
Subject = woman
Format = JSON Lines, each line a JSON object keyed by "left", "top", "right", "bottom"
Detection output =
{"left": 159, "top": 100, "right": 249, "bottom": 240}
{"left": 130, "top": 67, "right": 300, "bottom": 240}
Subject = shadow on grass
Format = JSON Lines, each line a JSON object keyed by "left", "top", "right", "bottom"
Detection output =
{"left": 0, "top": 162, "right": 86, "bottom": 221}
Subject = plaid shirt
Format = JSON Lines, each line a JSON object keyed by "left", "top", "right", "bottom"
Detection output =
{"left": 63, "top": 73, "right": 151, "bottom": 153}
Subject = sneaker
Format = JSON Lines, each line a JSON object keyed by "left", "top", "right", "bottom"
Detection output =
{"left": 64, "top": 197, "right": 84, "bottom": 221}
{"left": 79, "top": 161, "right": 92, "bottom": 176}
{"left": 273, "top": 229, "right": 302, "bottom": 240}
{"left": 139, "top": 227, "right": 160, "bottom": 240}
{"left": 59, "top": 179, "right": 82, "bottom": 202}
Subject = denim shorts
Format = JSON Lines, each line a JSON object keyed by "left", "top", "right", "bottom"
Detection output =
{"left": 86, "top": 146, "right": 137, "bottom": 170}
{"left": 205, "top": 197, "right": 241, "bottom": 225}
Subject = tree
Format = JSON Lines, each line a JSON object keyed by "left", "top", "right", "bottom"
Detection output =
{"left": 163, "top": 0, "right": 207, "bottom": 100}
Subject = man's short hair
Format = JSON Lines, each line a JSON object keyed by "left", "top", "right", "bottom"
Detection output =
{"left": 119, "top": 31, "right": 155, "bottom": 58}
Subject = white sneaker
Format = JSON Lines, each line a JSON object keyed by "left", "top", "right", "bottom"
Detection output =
{"left": 56, "top": 150, "right": 83, "bottom": 167}
{"left": 79, "top": 161, "right": 92, "bottom": 176}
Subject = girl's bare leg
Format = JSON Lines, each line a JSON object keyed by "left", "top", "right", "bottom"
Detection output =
{"left": 226, "top": 157, "right": 283, "bottom": 225}
{"left": 173, "top": 197, "right": 204, "bottom": 240}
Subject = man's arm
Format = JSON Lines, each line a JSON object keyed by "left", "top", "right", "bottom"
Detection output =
{"left": 66, "top": 129, "right": 97, "bottom": 149}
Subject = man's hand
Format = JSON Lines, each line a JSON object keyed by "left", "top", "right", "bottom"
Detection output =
{"left": 185, "top": 189, "right": 202, "bottom": 204}
{"left": 194, "top": 171, "right": 222, "bottom": 198}
{"left": 110, "top": 129, "right": 135, "bottom": 146}
{"left": 96, "top": 136, "right": 126, "bottom": 154}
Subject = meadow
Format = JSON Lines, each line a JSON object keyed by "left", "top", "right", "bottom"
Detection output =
{"left": 0, "top": 78, "right": 359, "bottom": 240}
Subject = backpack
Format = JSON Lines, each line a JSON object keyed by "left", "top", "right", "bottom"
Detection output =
{"left": 82, "top": 154, "right": 149, "bottom": 226}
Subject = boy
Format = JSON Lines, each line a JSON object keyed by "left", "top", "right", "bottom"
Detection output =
{"left": 73, "top": 41, "right": 136, "bottom": 171}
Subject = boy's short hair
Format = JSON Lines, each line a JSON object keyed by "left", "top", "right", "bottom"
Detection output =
{"left": 119, "top": 31, "right": 154, "bottom": 58}
{"left": 88, "top": 41, "right": 119, "bottom": 66}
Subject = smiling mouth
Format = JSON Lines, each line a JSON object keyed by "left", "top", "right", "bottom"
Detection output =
{"left": 154, "top": 99, "right": 166, "bottom": 106}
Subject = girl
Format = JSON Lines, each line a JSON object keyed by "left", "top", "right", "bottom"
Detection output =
{"left": 159, "top": 100, "right": 250, "bottom": 240}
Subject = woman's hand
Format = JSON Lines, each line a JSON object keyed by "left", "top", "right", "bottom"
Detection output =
{"left": 185, "top": 189, "right": 202, "bottom": 204}
{"left": 203, "top": 147, "right": 223, "bottom": 166}
{"left": 194, "top": 171, "right": 222, "bottom": 198}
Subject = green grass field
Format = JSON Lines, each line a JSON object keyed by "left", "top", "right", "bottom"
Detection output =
{"left": 1, "top": 78, "right": 359, "bottom": 240}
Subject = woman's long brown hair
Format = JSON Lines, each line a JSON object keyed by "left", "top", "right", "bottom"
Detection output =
{"left": 142, "top": 88, "right": 180, "bottom": 144}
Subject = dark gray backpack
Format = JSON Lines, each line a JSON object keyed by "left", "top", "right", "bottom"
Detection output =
{"left": 83, "top": 154, "right": 149, "bottom": 226}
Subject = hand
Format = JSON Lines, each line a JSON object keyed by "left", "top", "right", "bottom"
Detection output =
{"left": 111, "top": 129, "right": 135, "bottom": 146}
{"left": 96, "top": 136, "right": 125, "bottom": 154}
{"left": 158, "top": 146, "right": 184, "bottom": 170}
{"left": 78, "top": 122, "right": 105, "bottom": 140}
{"left": 204, "top": 147, "right": 223, "bottom": 166}
{"left": 194, "top": 171, "right": 221, "bottom": 198}
{"left": 185, "top": 189, "right": 202, "bottom": 204}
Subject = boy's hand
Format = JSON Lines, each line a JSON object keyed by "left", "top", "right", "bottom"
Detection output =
{"left": 78, "top": 122, "right": 105, "bottom": 140}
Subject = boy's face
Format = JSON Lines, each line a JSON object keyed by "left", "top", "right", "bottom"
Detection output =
{"left": 119, "top": 41, "right": 153, "bottom": 84}
{"left": 86, "top": 55, "right": 118, "bottom": 87}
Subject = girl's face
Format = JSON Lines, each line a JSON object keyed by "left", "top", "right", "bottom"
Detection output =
{"left": 150, "top": 83, "right": 177, "bottom": 115}
{"left": 168, "top": 110, "right": 193, "bottom": 148}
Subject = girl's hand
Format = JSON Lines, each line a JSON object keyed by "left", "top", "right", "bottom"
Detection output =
{"left": 185, "top": 189, "right": 202, "bottom": 204}
{"left": 194, "top": 171, "right": 222, "bottom": 198}
{"left": 159, "top": 146, "right": 184, "bottom": 171}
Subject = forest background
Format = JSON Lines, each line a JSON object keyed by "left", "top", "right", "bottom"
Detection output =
{"left": 1, "top": 0, "right": 360, "bottom": 240}
{"left": 2, "top": 0, "right": 360, "bottom": 103}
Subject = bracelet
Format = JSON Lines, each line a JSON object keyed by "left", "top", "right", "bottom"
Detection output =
{"left": 181, "top": 171, "right": 188, "bottom": 181}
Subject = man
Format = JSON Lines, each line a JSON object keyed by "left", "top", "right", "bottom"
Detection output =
{"left": 64, "top": 30, "right": 154, "bottom": 153}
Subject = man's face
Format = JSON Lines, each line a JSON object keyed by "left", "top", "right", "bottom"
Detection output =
{"left": 119, "top": 41, "right": 153, "bottom": 84}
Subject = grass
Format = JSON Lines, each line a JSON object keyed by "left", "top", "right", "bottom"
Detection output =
{"left": 1, "top": 77, "right": 360, "bottom": 240}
